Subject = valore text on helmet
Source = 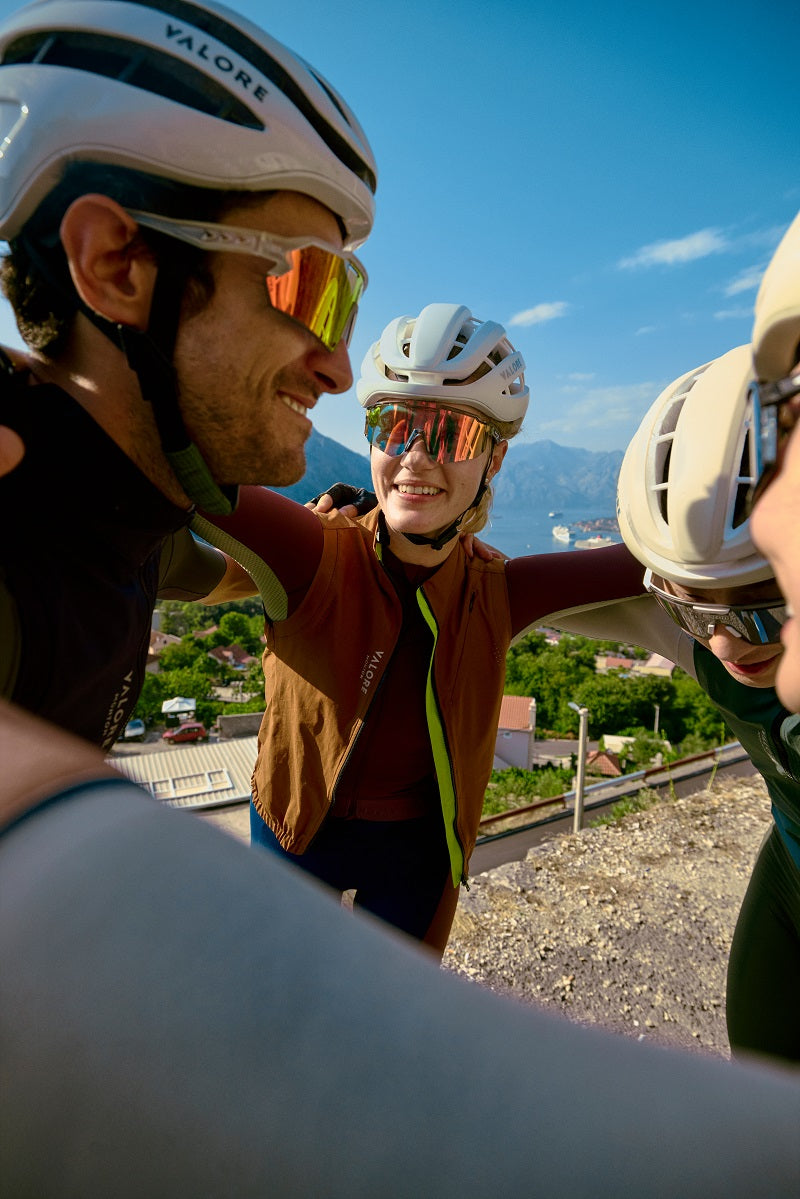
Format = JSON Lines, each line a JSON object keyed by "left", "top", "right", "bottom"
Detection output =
{"left": 617, "top": 343, "right": 772, "bottom": 588}
{"left": 0, "top": 0, "right": 376, "bottom": 247}
{"left": 357, "top": 302, "right": 529, "bottom": 426}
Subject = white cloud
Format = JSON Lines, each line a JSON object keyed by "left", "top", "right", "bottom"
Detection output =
{"left": 713, "top": 307, "right": 753, "bottom": 321}
{"left": 618, "top": 228, "right": 728, "bottom": 270}
{"left": 567, "top": 371, "right": 595, "bottom": 381}
{"left": 529, "top": 381, "right": 660, "bottom": 450}
{"left": 722, "top": 265, "right": 764, "bottom": 297}
{"left": 508, "top": 301, "right": 569, "bottom": 327}
{"left": 635, "top": 325, "right": 657, "bottom": 336}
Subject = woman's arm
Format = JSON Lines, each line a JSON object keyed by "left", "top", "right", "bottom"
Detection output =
{"left": 506, "top": 542, "right": 646, "bottom": 638}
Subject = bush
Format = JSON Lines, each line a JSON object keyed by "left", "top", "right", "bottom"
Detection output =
{"left": 590, "top": 786, "right": 661, "bottom": 826}
{"left": 483, "top": 764, "right": 573, "bottom": 816}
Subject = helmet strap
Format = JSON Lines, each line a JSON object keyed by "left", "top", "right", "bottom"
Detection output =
{"left": 115, "top": 265, "right": 237, "bottom": 516}
{"left": 19, "top": 229, "right": 237, "bottom": 516}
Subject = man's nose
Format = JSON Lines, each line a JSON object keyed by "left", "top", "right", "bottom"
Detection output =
{"left": 309, "top": 336, "right": 353, "bottom": 394}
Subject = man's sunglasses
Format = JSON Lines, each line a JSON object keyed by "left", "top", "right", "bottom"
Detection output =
{"left": 364, "top": 400, "right": 499, "bottom": 464}
{"left": 127, "top": 210, "right": 367, "bottom": 352}
{"left": 643, "top": 569, "right": 787, "bottom": 645}
{"left": 745, "top": 370, "right": 800, "bottom": 515}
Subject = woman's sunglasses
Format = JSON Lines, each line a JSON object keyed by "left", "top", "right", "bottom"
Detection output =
{"left": 364, "top": 400, "right": 498, "bottom": 464}
{"left": 127, "top": 209, "right": 367, "bottom": 351}
{"left": 643, "top": 569, "right": 787, "bottom": 645}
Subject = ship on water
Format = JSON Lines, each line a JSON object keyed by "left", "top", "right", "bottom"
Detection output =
{"left": 548, "top": 510, "right": 562, "bottom": 518}
{"left": 552, "top": 524, "right": 571, "bottom": 543}
{"left": 574, "top": 534, "right": 614, "bottom": 549}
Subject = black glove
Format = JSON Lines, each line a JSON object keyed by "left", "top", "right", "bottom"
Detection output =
{"left": 308, "top": 482, "right": 378, "bottom": 515}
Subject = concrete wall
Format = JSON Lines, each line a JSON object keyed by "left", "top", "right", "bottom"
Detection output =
{"left": 217, "top": 712, "right": 265, "bottom": 739}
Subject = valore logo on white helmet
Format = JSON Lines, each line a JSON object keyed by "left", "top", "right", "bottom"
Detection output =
{"left": 0, "top": 0, "right": 377, "bottom": 247}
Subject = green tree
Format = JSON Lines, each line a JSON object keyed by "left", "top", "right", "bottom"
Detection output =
{"left": 216, "top": 611, "right": 263, "bottom": 655}
{"left": 618, "top": 727, "right": 672, "bottom": 770}
{"left": 157, "top": 600, "right": 216, "bottom": 637}
{"left": 133, "top": 664, "right": 217, "bottom": 727}
{"left": 157, "top": 637, "right": 210, "bottom": 673}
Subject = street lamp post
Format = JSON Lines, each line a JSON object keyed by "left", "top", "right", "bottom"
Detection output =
{"left": 568, "top": 701, "right": 589, "bottom": 833}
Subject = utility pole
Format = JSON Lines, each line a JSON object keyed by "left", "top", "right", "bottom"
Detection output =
{"left": 568, "top": 701, "right": 589, "bottom": 833}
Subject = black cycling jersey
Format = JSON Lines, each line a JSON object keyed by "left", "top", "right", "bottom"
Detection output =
{"left": 0, "top": 359, "right": 197, "bottom": 748}
{"left": 694, "top": 643, "right": 800, "bottom": 868}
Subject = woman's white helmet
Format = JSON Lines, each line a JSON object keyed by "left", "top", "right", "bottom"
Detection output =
{"left": 752, "top": 209, "right": 800, "bottom": 382}
{"left": 357, "top": 302, "right": 529, "bottom": 425}
{"left": 617, "top": 344, "right": 771, "bottom": 587}
{"left": 0, "top": 0, "right": 376, "bottom": 247}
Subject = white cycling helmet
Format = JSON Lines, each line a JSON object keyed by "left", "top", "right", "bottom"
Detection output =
{"left": 617, "top": 343, "right": 771, "bottom": 588}
{"left": 752, "top": 209, "right": 800, "bottom": 382}
{"left": 357, "top": 302, "right": 529, "bottom": 425}
{"left": 0, "top": 0, "right": 376, "bottom": 247}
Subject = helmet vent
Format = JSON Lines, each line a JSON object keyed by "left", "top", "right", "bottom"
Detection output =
{"left": 384, "top": 366, "right": 409, "bottom": 383}
{"left": 652, "top": 393, "right": 686, "bottom": 523}
{"left": 732, "top": 425, "right": 756, "bottom": 529}
{"left": 444, "top": 361, "right": 492, "bottom": 387}
{"left": 4, "top": 30, "right": 264, "bottom": 127}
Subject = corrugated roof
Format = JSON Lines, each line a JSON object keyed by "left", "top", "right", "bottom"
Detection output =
{"left": 108, "top": 737, "right": 258, "bottom": 811}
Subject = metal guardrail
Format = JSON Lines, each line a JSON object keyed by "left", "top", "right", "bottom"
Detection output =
{"left": 477, "top": 742, "right": 750, "bottom": 844}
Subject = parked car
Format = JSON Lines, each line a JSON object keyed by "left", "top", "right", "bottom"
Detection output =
{"left": 122, "top": 718, "right": 146, "bottom": 742}
{"left": 161, "top": 721, "right": 208, "bottom": 744}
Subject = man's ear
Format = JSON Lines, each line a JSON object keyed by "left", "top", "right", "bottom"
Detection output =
{"left": 59, "top": 194, "right": 158, "bottom": 330}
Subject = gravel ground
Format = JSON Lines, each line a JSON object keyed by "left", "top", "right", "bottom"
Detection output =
{"left": 443, "top": 775, "right": 773, "bottom": 1059}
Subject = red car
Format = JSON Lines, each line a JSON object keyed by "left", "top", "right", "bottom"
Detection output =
{"left": 161, "top": 721, "right": 208, "bottom": 744}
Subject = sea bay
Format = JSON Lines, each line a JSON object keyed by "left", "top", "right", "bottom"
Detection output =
{"left": 483, "top": 502, "right": 621, "bottom": 560}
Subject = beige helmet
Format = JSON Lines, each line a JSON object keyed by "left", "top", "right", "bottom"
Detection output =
{"left": 752, "top": 211, "right": 800, "bottom": 382}
{"left": 617, "top": 344, "right": 771, "bottom": 587}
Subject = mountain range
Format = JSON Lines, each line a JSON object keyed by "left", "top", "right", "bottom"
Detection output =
{"left": 271, "top": 430, "right": 624, "bottom": 511}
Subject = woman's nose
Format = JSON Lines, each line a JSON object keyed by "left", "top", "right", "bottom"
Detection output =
{"left": 400, "top": 432, "right": 436, "bottom": 465}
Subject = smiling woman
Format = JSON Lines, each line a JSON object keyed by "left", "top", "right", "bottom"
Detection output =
{"left": 201, "top": 302, "right": 647, "bottom": 957}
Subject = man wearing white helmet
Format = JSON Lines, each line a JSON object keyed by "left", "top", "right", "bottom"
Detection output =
{"left": 0, "top": 0, "right": 376, "bottom": 747}
{"left": 203, "top": 302, "right": 645, "bottom": 953}
{"left": 551, "top": 344, "right": 800, "bottom": 1064}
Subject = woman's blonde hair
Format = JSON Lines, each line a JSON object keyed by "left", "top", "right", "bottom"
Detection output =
{"left": 459, "top": 415, "right": 522, "bottom": 536}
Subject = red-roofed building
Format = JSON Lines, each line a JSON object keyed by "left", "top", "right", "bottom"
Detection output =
{"left": 586, "top": 749, "right": 623, "bottom": 777}
{"left": 207, "top": 644, "right": 257, "bottom": 672}
{"left": 595, "top": 653, "right": 636, "bottom": 673}
{"left": 495, "top": 695, "right": 537, "bottom": 769}
{"left": 146, "top": 629, "right": 182, "bottom": 673}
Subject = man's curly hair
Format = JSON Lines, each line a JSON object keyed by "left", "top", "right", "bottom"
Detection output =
{"left": 0, "top": 163, "right": 262, "bottom": 356}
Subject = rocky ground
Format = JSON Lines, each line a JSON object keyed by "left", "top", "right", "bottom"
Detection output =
{"left": 442, "top": 775, "right": 773, "bottom": 1059}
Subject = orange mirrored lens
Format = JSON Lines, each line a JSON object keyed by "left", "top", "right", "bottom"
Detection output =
{"left": 365, "top": 403, "right": 493, "bottom": 463}
{"left": 266, "top": 246, "right": 365, "bottom": 349}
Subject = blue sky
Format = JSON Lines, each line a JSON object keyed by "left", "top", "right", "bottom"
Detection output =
{"left": 0, "top": 0, "right": 797, "bottom": 457}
